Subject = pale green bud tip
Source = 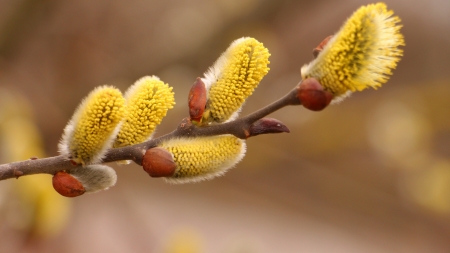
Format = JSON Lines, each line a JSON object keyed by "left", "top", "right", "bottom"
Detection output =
{"left": 301, "top": 3, "right": 404, "bottom": 102}
{"left": 59, "top": 86, "right": 125, "bottom": 165}
{"left": 159, "top": 135, "right": 246, "bottom": 184}
{"left": 202, "top": 37, "right": 270, "bottom": 123}
{"left": 70, "top": 165, "right": 117, "bottom": 193}
{"left": 114, "top": 76, "right": 175, "bottom": 147}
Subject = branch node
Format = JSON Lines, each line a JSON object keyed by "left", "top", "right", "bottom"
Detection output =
{"left": 14, "top": 169, "right": 23, "bottom": 179}
{"left": 244, "top": 129, "right": 251, "bottom": 139}
{"left": 178, "top": 117, "right": 193, "bottom": 129}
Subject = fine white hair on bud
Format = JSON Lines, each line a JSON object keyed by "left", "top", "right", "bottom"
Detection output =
{"left": 159, "top": 135, "right": 246, "bottom": 184}
{"left": 70, "top": 165, "right": 117, "bottom": 193}
{"left": 58, "top": 86, "right": 125, "bottom": 165}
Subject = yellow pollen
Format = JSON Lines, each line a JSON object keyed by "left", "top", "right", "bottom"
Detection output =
{"left": 301, "top": 3, "right": 404, "bottom": 99}
{"left": 114, "top": 76, "right": 175, "bottom": 147}
{"left": 159, "top": 135, "right": 246, "bottom": 183}
{"left": 203, "top": 37, "right": 270, "bottom": 123}
{"left": 65, "top": 86, "right": 125, "bottom": 164}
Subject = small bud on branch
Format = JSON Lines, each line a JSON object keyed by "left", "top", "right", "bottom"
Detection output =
{"left": 142, "top": 147, "right": 176, "bottom": 178}
{"left": 188, "top": 78, "right": 207, "bottom": 123}
{"left": 52, "top": 171, "right": 86, "bottom": 197}
{"left": 297, "top": 78, "right": 333, "bottom": 111}
{"left": 247, "top": 118, "right": 290, "bottom": 138}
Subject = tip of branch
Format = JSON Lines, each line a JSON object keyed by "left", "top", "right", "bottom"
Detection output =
{"left": 247, "top": 118, "right": 290, "bottom": 138}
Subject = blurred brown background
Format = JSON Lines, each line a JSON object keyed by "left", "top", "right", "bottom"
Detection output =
{"left": 0, "top": 0, "right": 449, "bottom": 252}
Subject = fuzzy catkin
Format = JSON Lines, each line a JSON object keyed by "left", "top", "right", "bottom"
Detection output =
{"left": 114, "top": 76, "right": 175, "bottom": 147}
{"left": 301, "top": 3, "right": 404, "bottom": 102}
{"left": 202, "top": 37, "right": 270, "bottom": 123}
{"left": 159, "top": 135, "right": 246, "bottom": 183}
{"left": 59, "top": 86, "right": 125, "bottom": 165}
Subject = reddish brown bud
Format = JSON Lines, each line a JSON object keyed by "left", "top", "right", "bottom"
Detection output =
{"left": 52, "top": 171, "right": 86, "bottom": 197}
{"left": 247, "top": 118, "right": 290, "bottom": 138}
{"left": 188, "top": 77, "right": 207, "bottom": 122}
{"left": 142, "top": 147, "right": 176, "bottom": 177}
{"left": 313, "top": 35, "right": 333, "bottom": 58}
{"left": 14, "top": 170, "right": 23, "bottom": 179}
{"left": 297, "top": 78, "right": 333, "bottom": 111}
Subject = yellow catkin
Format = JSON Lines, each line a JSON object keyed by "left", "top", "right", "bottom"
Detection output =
{"left": 159, "top": 135, "right": 246, "bottom": 183}
{"left": 301, "top": 3, "right": 404, "bottom": 100}
{"left": 202, "top": 37, "right": 270, "bottom": 123}
{"left": 114, "top": 76, "right": 175, "bottom": 147}
{"left": 59, "top": 86, "right": 125, "bottom": 165}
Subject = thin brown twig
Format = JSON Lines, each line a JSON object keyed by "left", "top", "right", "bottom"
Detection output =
{"left": 0, "top": 85, "right": 301, "bottom": 181}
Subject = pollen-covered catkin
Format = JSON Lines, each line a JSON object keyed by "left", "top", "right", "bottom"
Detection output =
{"left": 301, "top": 3, "right": 404, "bottom": 102}
{"left": 202, "top": 37, "right": 270, "bottom": 123}
{"left": 59, "top": 86, "right": 125, "bottom": 165}
{"left": 159, "top": 135, "right": 246, "bottom": 183}
{"left": 114, "top": 76, "right": 175, "bottom": 147}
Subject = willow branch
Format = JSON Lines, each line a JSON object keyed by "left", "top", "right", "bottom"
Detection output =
{"left": 0, "top": 85, "right": 301, "bottom": 181}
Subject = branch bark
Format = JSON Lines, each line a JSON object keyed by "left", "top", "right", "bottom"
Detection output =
{"left": 0, "top": 85, "right": 302, "bottom": 181}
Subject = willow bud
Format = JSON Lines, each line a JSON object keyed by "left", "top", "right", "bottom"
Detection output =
{"left": 188, "top": 77, "right": 207, "bottom": 123}
{"left": 297, "top": 78, "right": 333, "bottom": 111}
{"left": 142, "top": 147, "right": 176, "bottom": 177}
{"left": 247, "top": 118, "right": 290, "bottom": 138}
{"left": 52, "top": 171, "right": 86, "bottom": 197}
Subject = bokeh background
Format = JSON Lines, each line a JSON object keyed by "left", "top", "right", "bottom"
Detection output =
{"left": 0, "top": 0, "right": 449, "bottom": 252}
